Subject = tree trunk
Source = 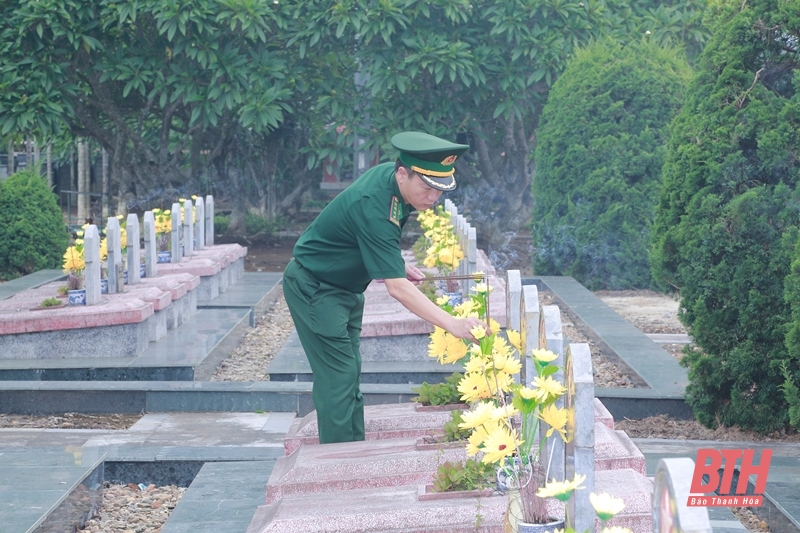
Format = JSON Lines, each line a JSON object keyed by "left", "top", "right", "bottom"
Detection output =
{"left": 77, "top": 138, "right": 87, "bottom": 222}
{"left": 46, "top": 144, "right": 53, "bottom": 189}
{"left": 33, "top": 137, "right": 40, "bottom": 175}
{"left": 7, "top": 139, "right": 14, "bottom": 175}
{"left": 102, "top": 148, "right": 109, "bottom": 219}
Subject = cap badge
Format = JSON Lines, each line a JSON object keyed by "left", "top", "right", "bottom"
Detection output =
{"left": 440, "top": 155, "right": 457, "bottom": 166}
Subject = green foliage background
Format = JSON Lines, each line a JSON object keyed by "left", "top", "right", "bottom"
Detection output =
{"left": 533, "top": 40, "right": 690, "bottom": 289}
{"left": 0, "top": 168, "right": 69, "bottom": 280}
{"left": 651, "top": 0, "right": 800, "bottom": 432}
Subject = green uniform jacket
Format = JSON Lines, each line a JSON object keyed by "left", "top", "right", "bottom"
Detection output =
{"left": 293, "top": 162, "right": 413, "bottom": 293}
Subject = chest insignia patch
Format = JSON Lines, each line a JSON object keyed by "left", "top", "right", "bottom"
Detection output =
{"left": 389, "top": 196, "right": 402, "bottom": 227}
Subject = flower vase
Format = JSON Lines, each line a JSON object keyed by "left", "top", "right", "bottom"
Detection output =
{"left": 157, "top": 251, "right": 171, "bottom": 263}
{"left": 123, "top": 270, "right": 128, "bottom": 285}
{"left": 67, "top": 289, "right": 86, "bottom": 306}
{"left": 140, "top": 263, "right": 146, "bottom": 278}
{"left": 496, "top": 455, "right": 533, "bottom": 492}
{"left": 517, "top": 519, "right": 565, "bottom": 533}
{"left": 443, "top": 290, "right": 462, "bottom": 307}
{"left": 100, "top": 279, "right": 108, "bottom": 294}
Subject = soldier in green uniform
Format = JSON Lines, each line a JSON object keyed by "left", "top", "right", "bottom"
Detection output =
{"left": 283, "top": 131, "right": 487, "bottom": 444}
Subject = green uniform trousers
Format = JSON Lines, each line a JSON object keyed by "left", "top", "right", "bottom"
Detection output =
{"left": 282, "top": 259, "right": 366, "bottom": 444}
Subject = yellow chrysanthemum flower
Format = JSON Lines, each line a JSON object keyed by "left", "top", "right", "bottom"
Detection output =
{"left": 470, "top": 324, "right": 487, "bottom": 340}
{"left": 436, "top": 295, "right": 450, "bottom": 307}
{"left": 488, "top": 318, "right": 502, "bottom": 335}
{"left": 507, "top": 329, "right": 522, "bottom": 351}
{"left": 459, "top": 401, "right": 497, "bottom": 429}
{"left": 532, "top": 375, "right": 567, "bottom": 401}
{"left": 464, "top": 357, "right": 487, "bottom": 374}
{"left": 532, "top": 348, "right": 559, "bottom": 363}
{"left": 453, "top": 299, "right": 476, "bottom": 316}
{"left": 536, "top": 474, "right": 586, "bottom": 502}
{"left": 442, "top": 337, "right": 468, "bottom": 364}
{"left": 539, "top": 404, "right": 569, "bottom": 441}
{"left": 590, "top": 492, "right": 626, "bottom": 521}
{"left": 491, "top": 353, "right": 522, "bottom": 375}
{"left": 428, "top": 327, "right": 449, "bottom": 359}
{"left": 479, "top": 425, "right": 522, "bottom": 465}
{"left": 466, "top": 423, "right": 492, "bottom": 456}
{"left": 491, "top": 335, "right": 513, "bottom": 357}
{"left": 62, "top": 246, "right": 85, "bottom": 273}
{"left": 458, "top": 372, "right": 492, "bottom": 402}
{"left": 99, "top": 239, "right": 108, "bottom": 261}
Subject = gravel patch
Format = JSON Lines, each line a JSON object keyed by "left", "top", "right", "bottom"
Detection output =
{"left": 0, "top": 413, "right": 141, "bottom": 429}
{"left": 209, "top": 289, "right": 293, "bottom": 382}
{"left": 77, "top": 482, "right": 186, "bottom": 533}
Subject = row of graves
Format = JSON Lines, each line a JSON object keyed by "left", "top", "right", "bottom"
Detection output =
{"left": 0, "top": 195, "right": 251, "bottom": 370}
{"left": 247, "top": 200, "right": 713, "bottom": 533}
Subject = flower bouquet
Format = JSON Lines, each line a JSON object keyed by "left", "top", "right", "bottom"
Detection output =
{"left": 417, "top": 207, "right": 464, "bottom": 296}
{"left": 63, "top": 233, "right": 86, "bottom": 304}
{"left": 152, "top": 208, "right": 172, "bottom": 262}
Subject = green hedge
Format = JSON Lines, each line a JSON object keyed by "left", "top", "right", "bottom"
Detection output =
{"left": 532, "top": 40, "right": 690, "bottom": 290}
{"left": 0, "top": 169, "right": 69, "bottom": 281}
{"left": 651, "top": 0, "right": 800, "bottom": 433}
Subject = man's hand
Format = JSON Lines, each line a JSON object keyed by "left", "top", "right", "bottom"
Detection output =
{"left": 405, "top": 263, "right": 425, "bottom": 286}
{"left": 447, "top": 316, "right": 490, "bottom": 343}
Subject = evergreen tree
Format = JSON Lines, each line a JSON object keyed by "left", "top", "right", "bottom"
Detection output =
{"left": 651, "top": 0, "right": 800, "bottom": 432}
{"left": 533, "top": 40, "right": 690, "bottom": 289}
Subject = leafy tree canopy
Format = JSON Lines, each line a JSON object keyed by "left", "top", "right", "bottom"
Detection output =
{"left": 533, "top": 39, "right": 690, "bottom": 289}
{"left": 651, "top": 0, "right": 800, "bottom": 432}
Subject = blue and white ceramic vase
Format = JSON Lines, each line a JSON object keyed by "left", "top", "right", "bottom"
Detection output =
{"left": 140, "top": 263, "right": 147, "bottom": 278}
{"left": 443, "top": 290, "right": 462, "bottom": 307}
{"left": 100, "top": 279, "right": 108, "bottom": 294}
{"left": 67, "top": 289, "right": 86, "bottom": 306}
{"left": 157, "top": 251, "right": 171, "bottom": 263}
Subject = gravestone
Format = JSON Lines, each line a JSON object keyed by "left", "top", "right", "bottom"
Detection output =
{"left": 540, "top": 304, "right": 565, "bottom": 482}
{"left": 171, "top": 202, "right": 181, "bottom": 263}
{"left": 195, "top": 196, "right": 205, "bottom": 251}
{"left": 83, "top": 225, "right": 101, "bottom": 305}
{"left": 521, "top": 285, "right": 540, "bottom": 384}
{"left": 126, "top": 214, "right": 141, "bottom": 285}
{"left": 205, "top": 195, "right": 214, "bottom": 246}
{"left": 183, "top": 199, "right": 194, "bottom": 258}
{"left": 143, "top": 211, "right": 157, "bottom": 278}
{"left": 507, "top": 269, "right": 522, "bottom": 384}
{"left": 564, "top": 343, "right": 595, "bottom": 533}
{"left": 653, "top": 458, "right": 712, "bottom": 533}
{"left": 106, "top": 216, "right": 123, "bottom": 293}
{"left": 467, "top": 226, "right": 477, "bottom": 294}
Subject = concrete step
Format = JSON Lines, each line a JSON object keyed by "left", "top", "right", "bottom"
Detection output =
{"left": 266, "top": 437, "right": 465, "bottom": 506}
{"left": 247, "top": 483, "right": 511, "bottom": 533}
{"left": 594, "top": 468, "right": 653, "bottom": 533}
{"left": 0, "top": 447, "right": 105, "bottom": 533}
{"left": 284, "top": 400, "right": 618, "bottom": 454}
{"left": 595, "top": 422, "right": 647, "bottom": 475}
{"left": 284, "top": 402, "right": 462, "bottom": 455}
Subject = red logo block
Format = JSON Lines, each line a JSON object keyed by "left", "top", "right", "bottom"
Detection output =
{"left": 687, "top": 449, "right": 771, "bottom": 507}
